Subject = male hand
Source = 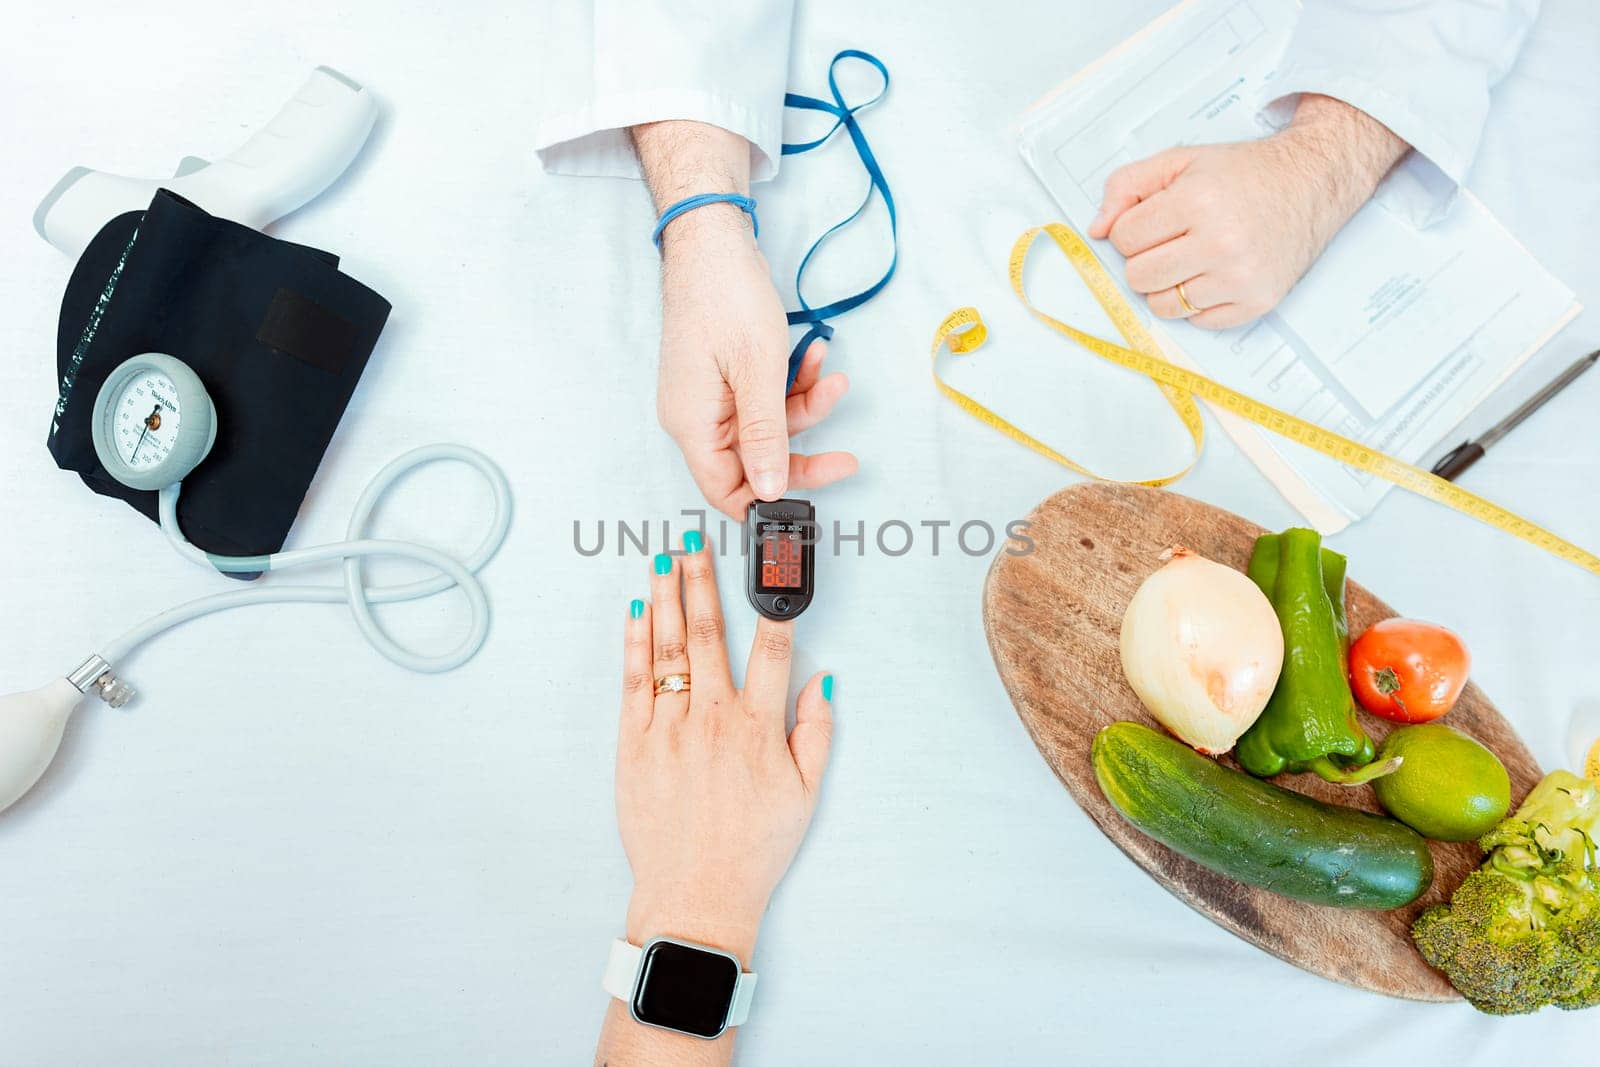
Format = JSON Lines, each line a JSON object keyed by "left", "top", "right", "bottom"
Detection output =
{"left": 657, "top": 212, "right": 856, "bottom": 518}
{"left": 635, "top": 120, "right": 856, "bottom": 520}
{"left": 1089, "top": 94, "right": 1408, "bottom": 330}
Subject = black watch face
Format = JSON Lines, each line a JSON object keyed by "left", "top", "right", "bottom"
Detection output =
{"left": 632, "top": 939, "right": 741, "bottom": 1039}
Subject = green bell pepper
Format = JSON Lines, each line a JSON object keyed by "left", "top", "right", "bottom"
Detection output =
{"left": 1235, "top": 528, "right": 1387, "bottom": 785}
{"left": 1244, "top": 533, "right": 1349, "bottom": 655}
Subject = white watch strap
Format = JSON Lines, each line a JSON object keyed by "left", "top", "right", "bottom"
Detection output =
{"left": 602, "top": 938, "right": 642, "bottom": 1002}
{"left": 602, "top": 938, "right": 758, "bottom": 1029}
{"left": 726, "top": 965, "right": 757, "bottom": 1027}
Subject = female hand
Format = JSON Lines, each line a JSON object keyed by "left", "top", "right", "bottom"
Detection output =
{"left": 616, "top": 531, "right": 834, "bottom": 962}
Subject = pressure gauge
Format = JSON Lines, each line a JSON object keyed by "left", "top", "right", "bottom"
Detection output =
{"left": 90, "top": 353, "right": 217, "bottom": 491}
{"left": 745, "top": 499, "right": 815, "bottom": 620}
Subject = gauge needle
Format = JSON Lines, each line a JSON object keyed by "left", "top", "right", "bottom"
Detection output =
{"left": 130, "top": 404, "right": 160, "bottom": 462}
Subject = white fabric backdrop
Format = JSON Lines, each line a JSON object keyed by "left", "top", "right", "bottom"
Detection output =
{"left": 0, "top": 1, "right": 1596, "bottom": 1062}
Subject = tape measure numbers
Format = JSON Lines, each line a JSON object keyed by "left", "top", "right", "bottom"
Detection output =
{"left": 933, "top": 222, "right": 1600, "bottom": 578}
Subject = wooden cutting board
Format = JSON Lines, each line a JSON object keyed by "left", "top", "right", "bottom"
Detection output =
{"left": 983, "top": 482, "right": 1544, "bottom": 1001}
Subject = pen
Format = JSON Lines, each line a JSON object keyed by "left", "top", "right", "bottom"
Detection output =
{"left": 1430, "top": 349, "right": 1600, "bottom": 481}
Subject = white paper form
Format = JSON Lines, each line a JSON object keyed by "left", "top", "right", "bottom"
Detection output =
{"left": 1016, "top": 0, "right": 1580, "bottom": 529}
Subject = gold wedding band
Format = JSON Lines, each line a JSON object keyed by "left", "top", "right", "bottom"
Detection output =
{"left": 654, "top": 673, "right": 691, "bottom": 696}
{"left": 1176, "top": 281, "right": 1200, "bottom": 316}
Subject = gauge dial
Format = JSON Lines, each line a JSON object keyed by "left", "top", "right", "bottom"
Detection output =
{"left": 112, "top": 370, "right": 183, "bottom": 470}
{"left": 90, "top": 353, "right": 217, "bottom": 492}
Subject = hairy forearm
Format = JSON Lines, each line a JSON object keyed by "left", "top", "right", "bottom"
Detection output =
{"left": 1278, "top": 93, "right": 1409, "bottom": 238}
{"left": 630, "top": 120, "right": 755, "bottom": 256}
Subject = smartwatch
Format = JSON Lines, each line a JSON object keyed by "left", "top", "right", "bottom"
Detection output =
{"left": 603, "top": 936, "right": 758, "bottom": 1040}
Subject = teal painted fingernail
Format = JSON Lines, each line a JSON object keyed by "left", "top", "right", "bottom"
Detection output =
{"left": 629, "top": 599, "right": 644, "bottom": 619}
{"left": 654, "top": 553, "right": 672, "bottom": 575}
{"left": 683, "top": 529, "right": 703, "bottom": 554}
{"left": 821, "top": 674, "right": 834, "bottom": 701}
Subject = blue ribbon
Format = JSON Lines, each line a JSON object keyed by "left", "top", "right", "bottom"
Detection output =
{"left": 651, "top": 192, "right": 759, "bottom": 249}
{"left": 780, "top": 49, "right": 896, "bottom": 392}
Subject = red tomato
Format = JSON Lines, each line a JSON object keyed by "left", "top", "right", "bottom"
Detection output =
{"left": 1349, "top": 618, "right": 1471, "bottom": 723}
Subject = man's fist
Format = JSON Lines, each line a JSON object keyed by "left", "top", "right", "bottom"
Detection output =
{"left": 1089, "top": 94, "right": 1408, "bottom": 331}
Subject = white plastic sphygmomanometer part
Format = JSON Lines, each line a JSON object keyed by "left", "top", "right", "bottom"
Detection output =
{"left": 0, "top": 442, "right": 511, "bottom": 815}
{"left": 33, "top": 66, "right": 378, "bottom": 257}
{"left": 603, "top": 938, "right": 758, "bottom": 1038}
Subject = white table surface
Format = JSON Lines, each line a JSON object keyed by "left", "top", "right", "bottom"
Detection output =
{"left": 2, "top": 1, "right": 1597, "bottom": 1063}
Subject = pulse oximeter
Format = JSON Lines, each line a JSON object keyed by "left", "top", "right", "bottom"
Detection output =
{"left": 745, "top": 499, "right": 815, "bottom": 621}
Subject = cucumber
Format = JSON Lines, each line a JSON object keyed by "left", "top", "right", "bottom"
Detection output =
{"left": 1092, "top": 722, "right": 1433, "bottom": 909}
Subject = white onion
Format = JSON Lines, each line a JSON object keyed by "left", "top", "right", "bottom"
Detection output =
{"left": 1119, "top": 547, "right": 1283, "bottom": 755}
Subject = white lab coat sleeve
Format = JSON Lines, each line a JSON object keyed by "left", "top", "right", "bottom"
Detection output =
{"left": 534, "top": 0, "right": 796, "bottom": 183}
{"left": 1263, "top": 0, "right": 1541, "bottom": 224}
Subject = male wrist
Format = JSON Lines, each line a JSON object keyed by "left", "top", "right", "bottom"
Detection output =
{"left": 630, "top": 120, "right": 755, "bottom": 258}
{"left": 630, "top": 121, "right": 751, "bottom": 209}
{"left": 1281, "top": 94, "right": 1407, "bottom": 213}
{"left": 656, "top": 200, "right": 757, "bottom": 260}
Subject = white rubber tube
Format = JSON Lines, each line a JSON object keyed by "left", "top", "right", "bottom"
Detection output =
{"left": 101, "top": 444, "right": 512, "bottom": 673}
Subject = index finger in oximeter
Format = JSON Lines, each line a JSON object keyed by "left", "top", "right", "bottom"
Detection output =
{"left": 745, "top": 499, "right": 815, "bottom": 620}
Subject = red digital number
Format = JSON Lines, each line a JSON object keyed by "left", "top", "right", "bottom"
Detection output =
{"left": 760, "top": 532, "right": 803, "bottom": 588}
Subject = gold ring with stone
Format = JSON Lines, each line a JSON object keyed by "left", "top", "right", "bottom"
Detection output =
{"left": 654, "top": 673, "right": 691, "bottom": 696}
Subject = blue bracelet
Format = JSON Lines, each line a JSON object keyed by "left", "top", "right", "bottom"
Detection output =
{"left": 651, "top": 193, "right": 759, "bottom": 250}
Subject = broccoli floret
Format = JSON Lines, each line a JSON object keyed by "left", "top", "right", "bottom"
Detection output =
{"left": 1412, "top": 770, "right": 1600, "bottom": 1015}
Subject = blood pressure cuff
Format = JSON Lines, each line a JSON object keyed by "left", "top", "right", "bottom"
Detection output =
{"left": 47, "top": 189, "right": 391, "bottom": 560}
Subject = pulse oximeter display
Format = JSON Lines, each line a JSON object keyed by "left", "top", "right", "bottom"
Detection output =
{"left": 756, "top": 522, "right": 805, "bottom": 590}
{"left": 745, "top": 499, "right": 814, "bottom": 620}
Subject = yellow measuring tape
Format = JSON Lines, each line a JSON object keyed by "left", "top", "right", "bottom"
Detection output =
{"left": 932, "top": 222, "right": 1600, "bottom": 577}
